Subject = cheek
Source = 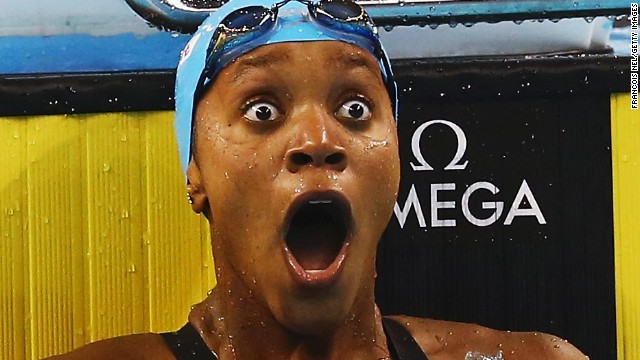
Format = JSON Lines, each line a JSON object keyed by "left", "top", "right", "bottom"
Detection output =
{"left": 341, "top": 141, "right": 399, "bottom": 256}
{"left": 356, "top": 132, "right": 400, "bottom": 192}
{"left": 372, "top": 165, "right": 399, "bottom": 221}
{"left": 199, "top": 141, "right": 283, "bottom": 240}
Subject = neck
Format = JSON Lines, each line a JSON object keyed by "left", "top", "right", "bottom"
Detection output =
{"left": 189, "top": 261, "right": 390, "bottom": 360}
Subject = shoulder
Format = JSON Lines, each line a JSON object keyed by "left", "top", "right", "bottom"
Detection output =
{"left": 44, "top": 333, "right": 175, "bottom": 360}
{"left": 387, "top": 315, "right": 588, "bottom": 360}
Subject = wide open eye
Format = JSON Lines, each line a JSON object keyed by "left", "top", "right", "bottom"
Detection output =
{"left": 244, "top": 102, "right": 281, "bottom": 122}
{"left": 336, "top": 99, "right": 371, "bottom": 121}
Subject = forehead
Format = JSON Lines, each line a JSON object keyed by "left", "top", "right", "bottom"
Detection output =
{"left": 221, "top": 40, "right": 382, "bottom": 79}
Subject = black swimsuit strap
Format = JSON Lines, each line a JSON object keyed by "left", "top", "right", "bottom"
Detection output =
{"left": 160, "top": 323, "right": 218, "bottom": 360}
{"left": 382, "top": 317, "right": 429, "bottom": 360}
{"left": 164, "top": 319, "right": 427, "bottom": 360}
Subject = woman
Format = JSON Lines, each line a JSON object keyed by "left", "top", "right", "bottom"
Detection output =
{"left": 49, "top": 0, "right": 586, "bottom": 358}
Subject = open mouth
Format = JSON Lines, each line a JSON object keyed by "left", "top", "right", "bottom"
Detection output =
{"left": 283, "top": 191, "right": 352, "bottom": 275}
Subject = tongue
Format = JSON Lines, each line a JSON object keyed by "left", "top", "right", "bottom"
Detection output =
{"left": 286, "top": 206, "right": 344, "bottom": 270}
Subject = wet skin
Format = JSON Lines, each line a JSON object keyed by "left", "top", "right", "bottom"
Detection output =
{"left": 185, "top": 40, "right": 400, "bottom": 359}
{"left": 46, "top": 41, "right": 587, "bottom": 360}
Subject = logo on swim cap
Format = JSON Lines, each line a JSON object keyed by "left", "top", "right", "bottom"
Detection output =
{"left": 180, "top": 32, "right": 202, "bottom": 65}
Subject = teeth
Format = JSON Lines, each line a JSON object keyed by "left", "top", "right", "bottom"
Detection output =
{"left": 306, "top": 270, "right": 324, "bottom": 274}
{"left": 308, "top": 200, "right": 333, "bottom": 205}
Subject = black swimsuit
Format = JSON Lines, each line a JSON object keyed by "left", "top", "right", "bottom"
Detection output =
{"left": 161, "top": 317, "right": 429, "bottom": 360}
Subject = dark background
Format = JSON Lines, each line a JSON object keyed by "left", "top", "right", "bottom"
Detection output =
{"left": 375, "top": 56, "right": 627, "bottom": 360}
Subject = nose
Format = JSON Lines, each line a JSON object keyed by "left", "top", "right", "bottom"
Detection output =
{"left": 285, "top": 121, "right": 348, "bottom": 173}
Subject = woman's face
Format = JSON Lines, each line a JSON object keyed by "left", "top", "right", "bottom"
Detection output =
{"left": 189, "top": 40, "right": 400, "bottom": 334}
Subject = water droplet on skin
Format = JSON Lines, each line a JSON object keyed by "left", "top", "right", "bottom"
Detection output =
{"left": 366, "top": 140, "right": 388, "bottom": 150}
{"left": 465, "top": 351, "right": 504, "bottom": 360}
{"left": 103, "top": 164, "right": 111, "bottom": 172}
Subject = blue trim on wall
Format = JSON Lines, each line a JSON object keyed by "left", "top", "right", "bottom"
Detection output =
{"left": 0, "top": 1, "right": 631, "bottom": 75}
{"left": 0, "top": 32, "right": 190, "bottom": 74}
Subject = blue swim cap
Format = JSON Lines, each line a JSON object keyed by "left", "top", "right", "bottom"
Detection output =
{"left": 175, "top": 0, "right": 397, "bottom": 175}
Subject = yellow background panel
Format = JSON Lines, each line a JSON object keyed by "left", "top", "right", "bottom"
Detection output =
{"left": 612, "top": 93, "right": 640, "bottom": 360}
{"left": 0, "top": 112, "right": 215, "bottom": 360}
{"left": 1, "top": 120, "right": 27, "bottom": 360}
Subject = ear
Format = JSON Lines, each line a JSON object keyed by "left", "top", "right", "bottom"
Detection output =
{"left": 186, "top": 159, "right": 209, "bottom": 214}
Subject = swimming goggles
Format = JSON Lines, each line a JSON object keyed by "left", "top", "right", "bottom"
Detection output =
{"left": 195, "top": 0, "right": 396, "bottom": 106}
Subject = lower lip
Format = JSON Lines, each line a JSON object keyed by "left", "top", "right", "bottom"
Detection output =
{"left": 283, "top": 242, "right": 350, "bottom": 288}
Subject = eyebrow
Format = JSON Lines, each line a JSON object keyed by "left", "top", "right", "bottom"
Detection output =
{"left": 231, "top": 52, "right": 290, "bottom": 86}
{"left": 332, "top": 51, "right": 380, "bottom": 79}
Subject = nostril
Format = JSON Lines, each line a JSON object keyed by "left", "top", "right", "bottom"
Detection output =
{"left": 291, "top": 152, "right": 313, "bottom": 166}
{"left": 325, "top": 153, "right": 345, "bottom": 165}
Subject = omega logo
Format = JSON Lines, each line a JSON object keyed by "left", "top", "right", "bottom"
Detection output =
{"left": 410, "top": 120, "right": 468, "bottom": 171}
{"left": 394, "top": 119, "right": 547, "bottom": 229}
